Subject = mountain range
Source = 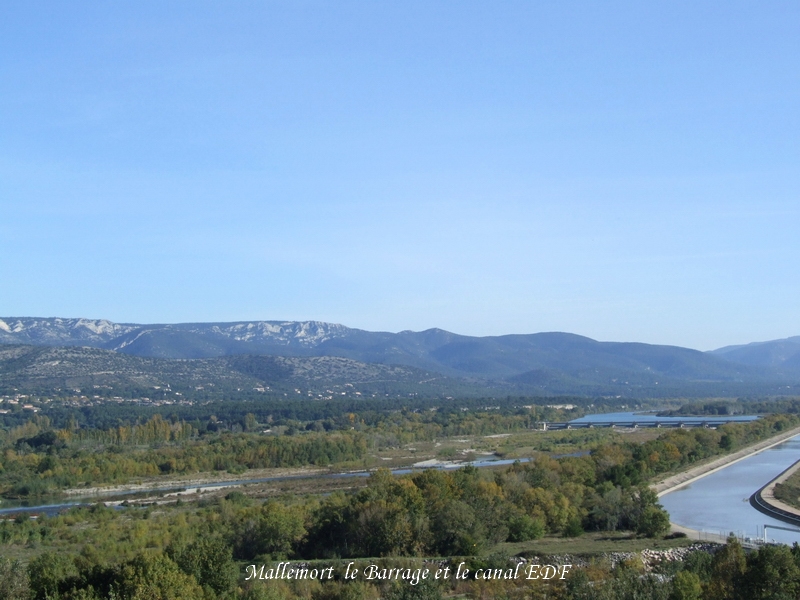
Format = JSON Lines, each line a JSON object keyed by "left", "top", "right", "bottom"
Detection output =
{"left": 1, "top": 317, "right": 800, "bottom": 398}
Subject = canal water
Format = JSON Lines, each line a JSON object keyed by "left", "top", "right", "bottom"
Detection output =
{"left": 660, "top": 435, "right": 800, "bottom": 545}
{"left": 571, "top": 412, "right": 800, "bottom": 544}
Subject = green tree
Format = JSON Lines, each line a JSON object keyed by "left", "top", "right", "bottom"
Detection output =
{"left": 28, "top": 551, "right": 79, "bottom": 600}
{"left": 631, "top": 487, "right": 670, "bottom": 538}
{"left": 737, "top": 544, "right": 800, "bottom": 600}
{"left": 347, "top": 472, "right": 429, "bottom": 556}
{"left": 609, "top": 567, "right": 671, "bottom": 600}
{"left": 233, "top": 501, "right": 307, "bottom": 560}
{"left": 707, "top": 537, "right": 746, "bottom": 600}
{"left": 589, "top": 484, "right": 627, "bottom": 531}
{"left": 243, "top": 413, "right": 258, "bottom": 432}
{"left": 171, "top": 537, "right": 237, "bottom": 597}
{"left": 507, "top": 513, "right": 545, "bottom": 542}
{"left": 564, "top": 567, "right": 596, "bottom": 600}
{"left": 562, "top": 515, "right": 584, "bottom": 538}
{"left": 0, "top": 555, "right": 29, "bottom": 600}
{"left": 682, "top": 548, "right": 713, "bottom": 581}
{"left": 669, "top": 571, "right": 702, "bottom": 600}
{"left": 312, "top": 580, "right": 379, "bottom": 600}
{"left": 635, "top": 505, "right": 670, "bottom": 538}
{"left": 430, "top": 500, "right": 484, "bottom": 555}
{"left": 112, "top": 552, "right": 204, "bottom": 600}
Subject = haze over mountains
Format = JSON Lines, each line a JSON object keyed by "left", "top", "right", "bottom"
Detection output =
{"left": 1, "top": 317, "right": 800, "bottom": 398}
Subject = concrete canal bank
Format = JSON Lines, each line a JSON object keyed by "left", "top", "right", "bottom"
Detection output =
{"left": 653, "top": 424, "right": 800, "bottom": 497}
{"left": 657, "top": 426, "right": 800, "bottom": 545}
{"left": 750, "top": 458, "right": 800, "bottom": 527}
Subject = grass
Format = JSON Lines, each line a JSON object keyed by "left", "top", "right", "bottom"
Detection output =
{"left": 774, "top": 470, "right": 800, "bottom": 510}
{"left": 492, "top": 531, "right": 697, "bottom": 557}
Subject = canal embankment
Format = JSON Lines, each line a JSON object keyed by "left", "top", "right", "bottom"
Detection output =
{"left": 750, "top": 458, "right": 800, "bottom": 526}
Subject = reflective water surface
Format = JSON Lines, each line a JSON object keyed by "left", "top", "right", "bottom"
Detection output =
{"left": 0, "top": 456, "right": 533, "bottom": 516}
{"left": 660, "top": 435, "right": 800, "bottom": 545}
{"left": 570, "top": 411, "right": 758, "bottom": 424}
{"left": 5, "top": 410, "right": 796, "bottom": 545}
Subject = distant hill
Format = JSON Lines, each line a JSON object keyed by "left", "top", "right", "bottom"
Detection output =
{"left": 0, "top": 345, "right": 477, "bottom": 400}
{"left": 710, "top": 336, "right": 800, "bottom": 377}
{"left": 1, "top": 317, "right": 799, "bottom": 398}
{"left": 0, "top": 318, "right": 349, "bottom": 357}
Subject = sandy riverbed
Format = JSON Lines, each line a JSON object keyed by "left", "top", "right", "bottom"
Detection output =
{"left": 62, "top": 465, "right": 329, "bottom": 497}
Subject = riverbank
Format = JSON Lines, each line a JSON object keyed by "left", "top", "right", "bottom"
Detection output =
{"left": 661, "top": 524, "right": 731, "bottom": 545}
{"left": 61, "top": 465, "right": 329, "bottom": 497}
{"left": 652, "top": 425, "right": 800, "bottom": 498}
{"left": 51, "top": 424, "right": 800, "bottom": 501}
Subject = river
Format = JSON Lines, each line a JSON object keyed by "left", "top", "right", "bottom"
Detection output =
{"left": 0, "top": 456, "right": 531, "bottom": 516}
{"left": 5, "top": 411, "right": 799, "bottom": 544}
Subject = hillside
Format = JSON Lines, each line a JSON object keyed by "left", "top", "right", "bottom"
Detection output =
{"left": 710, "top": 336, "right": 800, "bottom": 377}
{"left": 0, "top": 345, "right": 479, "bottom": 400}
{"left": 2, "top": 317, "right": 800, "bottom": 398}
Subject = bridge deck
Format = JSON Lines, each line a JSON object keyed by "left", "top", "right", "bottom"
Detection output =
{"left": 541, "top": 420, "right": 727, "bottom": 430}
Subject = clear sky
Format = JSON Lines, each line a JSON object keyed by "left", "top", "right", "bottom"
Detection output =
{"left": 2, "top": 2, "right": 798, "bottom": 350}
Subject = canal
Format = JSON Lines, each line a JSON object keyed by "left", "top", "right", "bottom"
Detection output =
{"left": 660, "top": 434, "right": 800, "bottom": 545}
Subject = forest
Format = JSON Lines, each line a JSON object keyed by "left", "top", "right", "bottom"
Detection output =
{"left": 0, "top": 401, "right": 584, "bottom": 498}
{"left": 0, "top": 400, "right": 798, "bottom": 598}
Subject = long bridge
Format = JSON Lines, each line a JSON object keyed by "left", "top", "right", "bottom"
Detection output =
{"left": 539, "top": 419, "right": 736, "bottom": 431}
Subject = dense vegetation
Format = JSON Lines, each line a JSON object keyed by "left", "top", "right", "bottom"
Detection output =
{"left": 0, "top": 394, "right": 598, "bottom": 430}
{"left": 565, "top": 537, "right": 800, "bottom": 600}
{"left": 0, "top": 459, "right": 667, "bottom": 599}
{"left": 774, "top": 468, "right": 800, "bottom": 511}
{"left": 661, "top": 397, "right": 800, "bottom": 416}
{"left": 1, "top": 417, "right": 365, "bottom": 498}
{"left": 2, "top": 400, "right": 796, "bottom": 500}
{"left": 0, "top": 402, "right": 584, "bottom": 498}
{"left": 0, "top": 412, "right": 798, "bottom": 597}
{"left": 1, "top": 389, "right": 800, "bottom": 598}
{"left": 4, "top": 538, "right": 800, "bottom": 599}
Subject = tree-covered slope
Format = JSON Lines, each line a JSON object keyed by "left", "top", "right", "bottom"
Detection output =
{"left": 2, "top": 318, "right": 800, "bottom": 398}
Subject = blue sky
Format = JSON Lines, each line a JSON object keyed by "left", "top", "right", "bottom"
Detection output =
{"left": 2, "top": 2, "right": 799, "bottom": 350}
